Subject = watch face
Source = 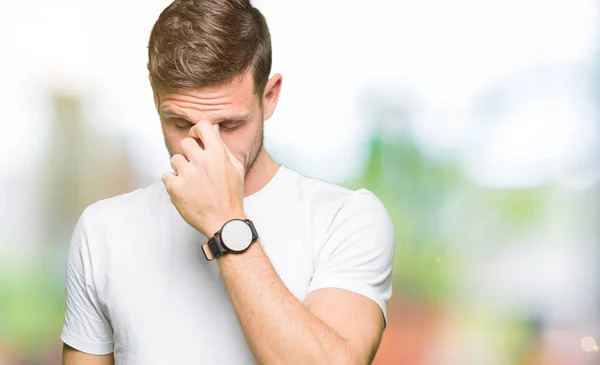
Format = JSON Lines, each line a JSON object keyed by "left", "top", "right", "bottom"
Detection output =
{"left": 221, "top": 219, "right": 253, "bottom": 252}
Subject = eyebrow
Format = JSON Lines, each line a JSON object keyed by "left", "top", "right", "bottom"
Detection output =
{"left": 162, "top": 110, "right": 251, "bottom": 123}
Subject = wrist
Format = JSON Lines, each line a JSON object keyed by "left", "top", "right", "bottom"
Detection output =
{"left": 206, "top": 210, "right": 247, "bottom": 237}
{"left": 218, "top": 238, "right": 260, "bottom": 263}
{"left": 201, "top": 214, "right": 258, "bottom": 262}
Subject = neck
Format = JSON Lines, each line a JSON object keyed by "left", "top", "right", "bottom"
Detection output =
{"left": 243, "top": 147, "right": 280, "bottom": 198}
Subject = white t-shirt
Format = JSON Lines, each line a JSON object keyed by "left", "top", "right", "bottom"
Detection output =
{"left": 61, "top": 164, "right": 395, "bottom": 364}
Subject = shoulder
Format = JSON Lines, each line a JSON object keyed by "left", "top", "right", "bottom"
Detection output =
{"left": 80, "top": 180, "right": 167, "bottom": 229}
{"left": 282, "top": 167, "right": 393, "bottom": 244}
{"left": 284, "top": 166, "right": 389, "bottom": 219}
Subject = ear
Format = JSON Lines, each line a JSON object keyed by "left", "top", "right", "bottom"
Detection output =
{"left": 261, "top": 73, "right": 282, "bottom": 121}
{"left": 149, "top": 74, "right": 159, "bottom": 111}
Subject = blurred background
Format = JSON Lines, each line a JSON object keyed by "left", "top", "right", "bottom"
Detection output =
{"left": 0, "top": 0, "right": 598, "bottom": 364}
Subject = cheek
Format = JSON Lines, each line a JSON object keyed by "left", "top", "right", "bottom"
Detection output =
{"left": 220, "top": 133, "right": 244, "bottom": 155}
{"left": 222, "top": 125, "right": 255, "bottom": 154}
{"left": 162, "top": 124, "right": 188, "bottom": 152}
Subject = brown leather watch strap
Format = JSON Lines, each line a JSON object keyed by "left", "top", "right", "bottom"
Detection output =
{"left": 201, "top": 233, "right": 224, "bottom": 261}
{"left": 201, "top": 242, "right": 215, "bottom": 260}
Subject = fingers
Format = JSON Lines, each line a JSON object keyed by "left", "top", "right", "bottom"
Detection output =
{"left": 190, "top": 121, "right": 220, "bottom": 152}
{"left": 177, "top": 121, "right": 243, "bottom": 176}
{"left": 188, "top": 124, "right": 203, "bottom": 144}
{"left": 210, "top": 123, "right": 245, "bottom": 175}
{"left": 209, "top": 123, "right": 231, "bottom": 160}
{"left": 178, "top": 121, "right": 222, "bottom": 167}
{"left": 211, "top": 123, "right": 230, "bottom": 157}
{"left": 170, "top": 154, "right": 187, "bottom": 175}
{"left": 162, "top": 171, "right": 177, "bottom": 186}
{"left": 221, "top": 134, "right": 240, "bottom": 165}
{"left": 180, "top": 138, "right": 203, "bottom": 162}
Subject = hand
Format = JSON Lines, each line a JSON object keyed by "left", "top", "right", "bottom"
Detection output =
{"left": 162, "top": 121, "right": 246, "bottom": 237}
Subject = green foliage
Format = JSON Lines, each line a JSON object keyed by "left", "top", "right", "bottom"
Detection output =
{"left": 476, "top": 188, "right": 548, "bottom": 231}
{"left": 0, "top": 254, "right": 65, "bottom": 357}
{"left": 344, "top": 131, "right": 465, "bottom": 304}
{"left": 344, "top": 118, "right": 546, "bottom": 306}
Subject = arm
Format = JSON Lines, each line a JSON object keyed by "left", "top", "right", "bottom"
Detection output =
{"left": 218, "top": 239, "right": 385, "bottom": 365}
{"left": 163, "top": 122, "right": 394, "bottom": 364}
{"left": 63, "top": 344, "right": 114, "bottom": 365}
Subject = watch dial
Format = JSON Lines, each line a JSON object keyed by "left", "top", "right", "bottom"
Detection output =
{"left": 221, "top": 220, "right": 253, "bottom": 251}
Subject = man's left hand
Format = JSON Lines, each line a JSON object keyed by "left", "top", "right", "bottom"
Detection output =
{"left": 162, "top": 120, "right": 246, "bottom": 238}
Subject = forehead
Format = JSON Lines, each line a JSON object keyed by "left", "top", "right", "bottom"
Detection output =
{"left": 157, "top": 72, "right": 256, "bottom": 120}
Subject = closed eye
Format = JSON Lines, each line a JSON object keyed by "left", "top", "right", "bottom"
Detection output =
{"left": 220, "top": 120, "right": 244, "bottom": 131}
{"left": 175, "top": 123, "right": 193, "bottom": 130}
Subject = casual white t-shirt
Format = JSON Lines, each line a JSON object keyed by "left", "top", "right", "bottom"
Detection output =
{"left": 61, "top": 164, "right": 395, "bottom": 364}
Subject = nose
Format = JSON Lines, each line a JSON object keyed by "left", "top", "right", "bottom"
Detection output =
{"left": 188, "top": 122, "right": 220, "bottom": 150}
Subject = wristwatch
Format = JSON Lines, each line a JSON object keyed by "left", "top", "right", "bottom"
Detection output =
{"left": 201, "top": 218, "right": 259, "bottom": 261}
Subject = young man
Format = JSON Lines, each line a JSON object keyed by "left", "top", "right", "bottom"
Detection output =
{"left": 61, "top": 1, "right": 395, "bottom": 364}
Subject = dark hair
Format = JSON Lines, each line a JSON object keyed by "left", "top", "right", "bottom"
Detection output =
{"left": 148, "top": 0, "right": 272, "bottom": 95}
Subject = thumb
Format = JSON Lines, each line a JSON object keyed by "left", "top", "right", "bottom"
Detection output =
{"left": 212, "top": 124, "right": 245, "bottom": 176}
{"left": 189, "top": 124, "right": 206, "bottom": 149}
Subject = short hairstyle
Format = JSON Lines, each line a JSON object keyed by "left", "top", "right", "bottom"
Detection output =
{"left": 147, "top": 0, "right": 272, "bottom": 95}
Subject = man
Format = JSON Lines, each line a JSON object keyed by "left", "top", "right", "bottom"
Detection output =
{"left": 61, "top": 0, "right": 395, "bottom": 364}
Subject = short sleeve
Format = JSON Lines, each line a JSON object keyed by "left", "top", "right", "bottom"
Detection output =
{"left": 307, "top": 189, "right": 395, "bottom": 323}
{"left": 60, "top": 211, "right": 114, "bottom": 355}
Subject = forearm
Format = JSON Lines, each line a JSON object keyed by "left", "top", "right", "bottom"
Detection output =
{"left": 218, "top": 242, "right": 356, "bottom": 365}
